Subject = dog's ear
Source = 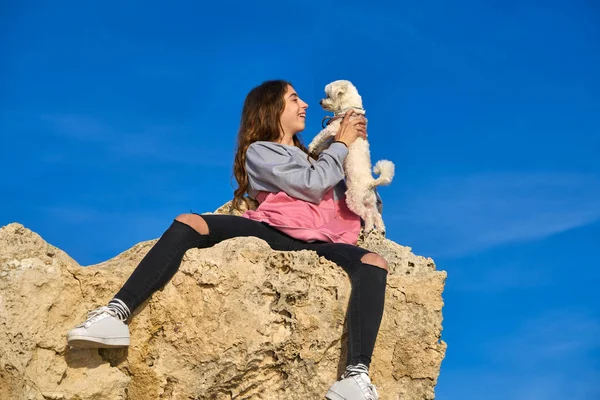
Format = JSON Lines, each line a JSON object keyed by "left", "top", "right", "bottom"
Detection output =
{"left": 335, "top": 85, "right": 347, "bottom": 97}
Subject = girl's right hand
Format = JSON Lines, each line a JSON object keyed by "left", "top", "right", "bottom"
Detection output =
{"left": 334, "top": 110, "right": 367, "bottom": 147}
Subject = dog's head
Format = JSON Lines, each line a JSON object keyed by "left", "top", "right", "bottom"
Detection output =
{"left": 320, "top": 80, "right": 363, "bottom": 115}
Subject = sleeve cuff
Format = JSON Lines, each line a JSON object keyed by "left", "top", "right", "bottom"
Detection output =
{"left": 325, "top": 141, "right": 349, "bottom": 159}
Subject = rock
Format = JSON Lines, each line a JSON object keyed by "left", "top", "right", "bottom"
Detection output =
{"left": 0, "top": 208, "right": 446, "bottom": 399}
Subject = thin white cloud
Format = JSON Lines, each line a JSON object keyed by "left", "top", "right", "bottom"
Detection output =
{"left": 40, "top": 113, "right": 232, "bottom": 167}
{"left": 439, "top": 369, "right": 600, "bottom": 400}
{"left": 439, "top": 310, "right": 600, "bottom": 400}
{"left": 490, "top": 310, "right": 600, "bottom": 364}
{"left": 36, "top": 205, "right": 171, "bottom": 265}
{"left": 40, "top": 114, "right": 112, "bottom": 142}
{"left": 389, "top": 171, "right": 600, "bottom": 257}
{"left": 448, "top": 261, "right": 551, "bottom": 292}
{"left": 490, "top": 310, "right": 600, "bottom": 400}
{"left": 41, "top": 206, "right": 109, "bottom": 224}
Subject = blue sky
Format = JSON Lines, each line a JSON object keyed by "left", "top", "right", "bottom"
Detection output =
{"left": 1, "top": 1, "right": 599, "bottom": 398}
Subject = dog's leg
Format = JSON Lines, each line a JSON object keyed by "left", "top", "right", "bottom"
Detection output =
{"left": 373, "top": 209, "right": 386, "bottom": 234}
{"left": 307, "top": 130, "right": 329, "bottom": 154}
{"left": 364, "top": 212, "right": 375, "bottom": 233}
{"left": 363, "top": 191, "right": 382, "bottom": 233}
{"left": 308, "top": 126, "right": 337, "bottom": 155}
{"left": 345, "top": 189, "right": 370, "bottom": 222}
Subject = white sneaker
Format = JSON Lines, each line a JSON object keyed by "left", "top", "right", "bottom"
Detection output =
{"left": 325, "top": 364, "right": 379, "bottom": 400}
{"left": 67, "top": 306, "right": 130, "bottom": 348}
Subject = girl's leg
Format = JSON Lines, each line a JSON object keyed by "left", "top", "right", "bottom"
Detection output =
{"left": 112, "top": 218, "right": 207, "bottom": 316}
{"left": 67, "top": 214, "right": 293, "bottom": 347}
{"left": 291, "top": 241, "right": 388, "bottom": 368}
{"left": 114, "top": 214, "right": 294, "bottom": 316}
{"left": 294, "top": 242, "right": 387, "bottom": 399}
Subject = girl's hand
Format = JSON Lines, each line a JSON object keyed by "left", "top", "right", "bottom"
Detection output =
{"left": 334, "top": 110, "right": 367, "bottom": 147}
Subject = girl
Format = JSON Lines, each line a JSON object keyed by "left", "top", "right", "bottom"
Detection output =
{"left": 67, "top": 80, "right": 387, "bottom": 400}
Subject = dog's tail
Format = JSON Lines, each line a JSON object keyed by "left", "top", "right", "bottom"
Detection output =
{"left": 371, "top": 160, "right": 395, "bottom": 187}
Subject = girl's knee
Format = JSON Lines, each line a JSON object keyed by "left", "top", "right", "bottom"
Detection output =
{"left": 361, "top": 253, "right": 388, "bottom": 272}
{"left": 175, "top": 213, "right": 210, "bottom": 235}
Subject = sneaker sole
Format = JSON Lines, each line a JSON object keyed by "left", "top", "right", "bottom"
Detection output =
{"left": 67, "top": 335, "right": 130, "bottom": 348}
{"left": 325, "top": 390, "right": 345, "bottom": 400}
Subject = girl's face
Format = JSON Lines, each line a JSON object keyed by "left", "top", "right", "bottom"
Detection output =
{"left": 279, "top": 85, "right": 308, "bottom": 137}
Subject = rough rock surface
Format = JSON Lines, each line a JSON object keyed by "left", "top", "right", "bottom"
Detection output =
{"left": 0, "top": 204, "right": 446, "bottom": 400}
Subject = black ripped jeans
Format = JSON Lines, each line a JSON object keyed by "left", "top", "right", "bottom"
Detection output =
{"left": 115, "top": 214, "right": 387, "bottom": 367}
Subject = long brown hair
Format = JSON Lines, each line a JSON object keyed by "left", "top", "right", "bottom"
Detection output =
{"left": 232, "top": 80, "right": 309, "bottom": 211}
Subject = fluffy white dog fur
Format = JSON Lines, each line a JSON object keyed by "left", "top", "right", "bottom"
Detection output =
{"left": 308, "top": 80, "right": 395, "bottom": 233}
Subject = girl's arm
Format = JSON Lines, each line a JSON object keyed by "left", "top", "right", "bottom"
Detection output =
{"left": 246, "top": 141, "right": 348, "bottom": 203}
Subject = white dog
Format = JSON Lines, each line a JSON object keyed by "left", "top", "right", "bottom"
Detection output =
{"left": 308, "top": 80, "right": 395, "bottom": 233}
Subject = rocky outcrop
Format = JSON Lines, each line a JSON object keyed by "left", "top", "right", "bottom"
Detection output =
{"left": 0, "top": 206, "right": 446, "bottom": 399}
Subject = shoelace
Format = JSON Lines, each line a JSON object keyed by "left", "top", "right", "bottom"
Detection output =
{"left": 78, "top": 306, "right": 118, "bottom": 328}
{"left": 342, "top": 364, "right": 379, "bottom": 399}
